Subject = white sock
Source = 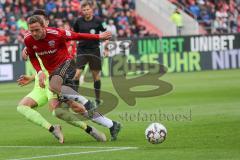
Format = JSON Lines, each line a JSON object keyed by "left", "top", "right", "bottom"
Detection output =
{"left": 92, "top": 112, "right": 113, "bottom": 128}
{"left": 62, "top": 94, "right": 88, "bottom": 105}
{"left": 61, "top": 85, "right": 88, "bottom": 105}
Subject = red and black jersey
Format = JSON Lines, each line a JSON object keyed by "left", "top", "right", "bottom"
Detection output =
{"left": 24, "top": 27, "right": 99, "bottom": 74}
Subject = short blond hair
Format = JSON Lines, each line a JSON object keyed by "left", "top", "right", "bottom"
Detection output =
{"left": 27, "top": 15, "right": 44, "bottom": 26}
{"left": 81, "top": 0, "right": 93, "bottom": 8}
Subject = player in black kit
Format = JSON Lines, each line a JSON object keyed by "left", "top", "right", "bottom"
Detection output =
{"left": 72, "top": 1, "right": 121, "bottom": 141}
{"left": 73, "top": 1, "right": 108, "bottom": 106}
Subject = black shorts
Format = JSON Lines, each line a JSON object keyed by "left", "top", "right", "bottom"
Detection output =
{"left": 50, "top": 59, "right": 76, "bottom": 88}
{"left": 76, "top": 48, "right": 102, "bottom": 71}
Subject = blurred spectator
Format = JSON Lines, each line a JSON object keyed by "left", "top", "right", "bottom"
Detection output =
{"left": 98, "top": 3, "right": 109, "bottom": 18}
{"left": 0, "top": 17, "right": 8, "bottom": 30}
{"left": 68, "top": 13, "right": 75, "bottom": 27}
{"left": 212, "top": 17, "right": 228, "bottom": 34}
{"left": 188, "top": 1, "right": 201, "bottom": 19}
{"left": 216, "top": 7, "right": 228, "bottom": 24}
{"left": 118, "top": 29, "right": 126, "bottom": 38}
{"left": 5, "top": 6, "right": 14, "bottom": 21}
{"left": 106, "top": 19, "right": 117, "bottom": 39}
{"left": 0, "top": 8, "right": 5, "bottom": 19}
{"left": 171, "top": 8, "right": 183, "bottom": 35}
{"left": 229, "top": 12, "right": 238, "bottom": 33}
{"left": 200, "top": 10, "right": 211, "bottom": 32}
{"left": 17, "top": 16, "right": 28, "bottom": 30}
{"left": 236, "top": 0, "right": 240, "bottom": 6}
{"left": 0, "top": 33, "right": 9, "bottom": 44}
{"left": 130, "top": 25, "right": 139, "bottom": 37}
{"left": 70, "top": 0, "right": 81, "bottom": 12}
{"left": 8, "top": 25, "right": 19, "bottom": 43}
{"left": 45, "top": 0, "right": 56, "bottom": 14}
{"left": 138, "top": 25, "right": 149, "bottom": 38}
{"left": 8, "top": 16, "right": 17, "bottom": 27}
{"left": 0, "top": 19, "right": 8, "bottom": 44}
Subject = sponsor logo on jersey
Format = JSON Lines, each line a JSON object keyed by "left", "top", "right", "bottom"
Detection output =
{"left": 48, "top": 40, "right": 55, "bottom": 47}
{"left": 36, "top": 49, "right": 57, "bottom": 56}
{"left": 65, "top": 30, "right": 71, "bottom": 36}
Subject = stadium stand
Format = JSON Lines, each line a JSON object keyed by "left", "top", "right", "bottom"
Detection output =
{"left": 171, "top": 0, "right": 239, "bottom": 34}
{"left": 2, "top": 0, "right": 238, "bottom": 42}
{"left": 0, "top": 0, "right": 158, "bottom": 44}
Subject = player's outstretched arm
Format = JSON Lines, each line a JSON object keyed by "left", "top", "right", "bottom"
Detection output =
{"left": 61, "top": 29, "right": 112, "bottom": 41}
{"left": 17, "top": 75, "right": 35, "bottom": 86}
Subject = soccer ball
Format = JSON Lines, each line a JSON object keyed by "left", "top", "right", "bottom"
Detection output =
{"left": 145, "top": 122, "right": 167, "bottom": 144}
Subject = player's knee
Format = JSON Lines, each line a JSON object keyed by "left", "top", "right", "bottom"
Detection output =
{"left": 16, "top": 105, "right": 22, "bottom": 113}
{"left": 18, "top": 98, "right": 36, "bottom": 107}
{"left": 94, "top": 80, "right": 101, "bottom": 90}
{"left": 16, "top": 105, "right": 29, "bottom": 113}
{"left": 49, "top": 84, "right": 61, "bottom": 94}
{"left": 49, "top": 86, "right": 57, "bottom": 94}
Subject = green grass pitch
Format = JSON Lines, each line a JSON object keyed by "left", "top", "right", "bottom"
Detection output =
{"left": 0, "top": 69, "right": 239, "bottom": 160}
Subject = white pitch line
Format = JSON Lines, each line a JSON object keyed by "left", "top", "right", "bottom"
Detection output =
{"left": 6, "top": 147, "right": 138, "bottom": 160}
{"left": 0, "top": 146, "right": 138, "bottom": 149}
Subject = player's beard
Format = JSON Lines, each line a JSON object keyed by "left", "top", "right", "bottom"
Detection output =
{"left": 32, "top": 35, "right": 41, "bottom": 40}
{"left": 33, "top": 30, "right": 46, "bottom": 40}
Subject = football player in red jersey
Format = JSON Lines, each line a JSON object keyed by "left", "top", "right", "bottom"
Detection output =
{"left": 20, "top": 11, "right": 121, "bottom": 142}
{"left": 23, "top": 15, "right": 114, "bottom": 142}
{"left": 24, "top": 15, "right": 111, "bottom": 107}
